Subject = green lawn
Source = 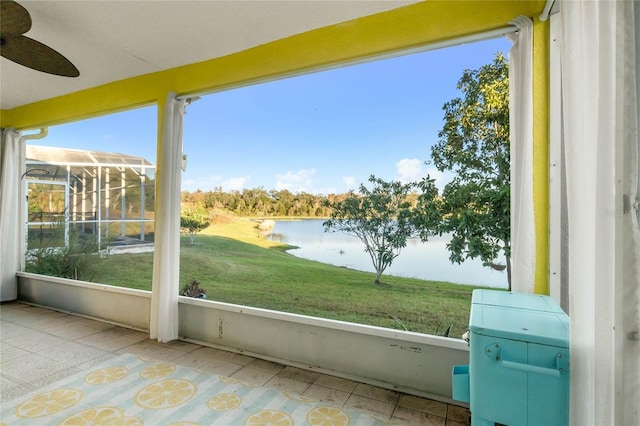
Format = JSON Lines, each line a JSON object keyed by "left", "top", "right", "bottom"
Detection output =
{"left": 94, "top": 218, "right": 487, "bottom": 337}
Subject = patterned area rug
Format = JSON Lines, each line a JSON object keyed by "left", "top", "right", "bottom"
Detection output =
{"left": 0, "top": 354, "right": 395, "bottom": 425}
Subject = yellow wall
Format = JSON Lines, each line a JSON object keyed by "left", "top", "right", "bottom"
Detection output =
{"left": 532, "top": 18, "right": 550, "bottom": 295}
{"left": 1, "top": 0, "right": 549, "bottom": 294}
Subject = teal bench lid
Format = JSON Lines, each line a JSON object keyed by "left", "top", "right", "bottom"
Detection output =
{"left": 471, "top": 289, "right": 566, "bottom": 314}
{"left": 470, "top": 290, "right": 569, "bottom": 348}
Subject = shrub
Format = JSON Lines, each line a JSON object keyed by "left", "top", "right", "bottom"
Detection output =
{"left": 180, "top": 278, "right": 207, "bottom": 299}
{"left": 26, "top": 228, "right": 101, "bottom": 281}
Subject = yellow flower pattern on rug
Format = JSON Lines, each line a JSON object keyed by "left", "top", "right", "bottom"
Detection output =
{"left": 218, "top": 375, "right": 238, "bottom": 385}
{"left": 15, "top": 389, "right": 82, "bottom": 418}
{"left": 134, "top": 379, "right": 197, "bottom": 409}
{"left": 1, "top": 354, "right": 393, "bottom": 425}
{"left": 85, "top": 366, "right": 128, "bottom": 384}
{"left": 219, "top": 375, "right": 260, "bottom": 388}
{"left": 58, "top": 406, "right": 143, "bottom": 426}
{"left": 284, "top": 392, "right": 318, "bottom": 403}
{"left": 140, "top": 363, "right": 176, "bottom": 379}
{"left": 307, "top": 406, "right": 351, "bottom": 426}
{"left": 208, "top": 392, "right": 242, "bottom": 411}
{"left": 244, "top": 409, "right": 294, "bottom": 426}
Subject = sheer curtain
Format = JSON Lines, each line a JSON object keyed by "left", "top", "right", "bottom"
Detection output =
{"left": 150, "top": 94, "right": 188, "bottom": 343}
{"left": 508, "top": 16, "right": 535, "bottom": 294}
{"left": 0, "top": 129, "right": 25, "bottom": 302}
{"left": 560, "top": 0, "right": 639, "bottom": 424}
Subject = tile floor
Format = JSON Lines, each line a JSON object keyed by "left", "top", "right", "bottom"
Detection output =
{"left": 0, "top": 302, "right": 470, "bottom": 425}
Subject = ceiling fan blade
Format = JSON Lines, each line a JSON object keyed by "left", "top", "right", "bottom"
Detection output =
{"left": 1, "top": 35, "right": 79, "bottom": 77}
{"left": 0, "top": 0, "right": 31, "bottom": 35}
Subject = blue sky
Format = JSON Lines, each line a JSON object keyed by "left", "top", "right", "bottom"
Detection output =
{"left": 37, "top": 36, "right": 511, "bottom": 195}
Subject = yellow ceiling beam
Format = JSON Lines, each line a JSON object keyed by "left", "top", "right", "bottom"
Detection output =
{"left": 1, "top": 1, "right": 545, "bottom": 130}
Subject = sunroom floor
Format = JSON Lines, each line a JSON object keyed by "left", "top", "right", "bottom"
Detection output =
{"left": 0, "top": 302, "right": 469, "bottom": 425}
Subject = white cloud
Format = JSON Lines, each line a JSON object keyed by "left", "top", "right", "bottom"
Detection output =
{"left": 426, "top": 167, "right": 454, "bottom": 192}
{"left": 181, "top": 175, "right": 251, "bottom": 192}
{"left": 342, "top": 176, "right": 356, "bottom": 190}
{"left": 221, "top": 176, "right": 251, "bottom": 191}
{"left": 275, "top": 168, "right": 316, "bottom": 192}
{"left": 393, "top": 158, "right": 453, "bottom": 192}
{"left": 395, "top": 158, "right": 425, "bottom": 183}
{"left": 181, "top": 175, "right": 222, "bottom": 191}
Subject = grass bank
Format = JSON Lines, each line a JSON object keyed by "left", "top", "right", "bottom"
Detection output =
{"left": 96, "top": 217, "right": 484, "bottom": 337}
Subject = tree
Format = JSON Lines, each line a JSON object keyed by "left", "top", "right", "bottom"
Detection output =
{"left": 421, "top": 53, "right": 511, "bottom": 287}
{"left": 180, "top": 209, "right": 210, "bottom": 244}
{"left": 25, "top": 218, "right": 102, "bottom": 281}
{"left": 323, "top": 175, "right": 425, "bottom": 285}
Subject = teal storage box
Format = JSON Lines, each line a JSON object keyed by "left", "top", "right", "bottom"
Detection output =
{"left": 468, "top": 290, "right": 569, "bottom": 426}
{"left": 452, "top": 365, "right": 470, "bottom": 403}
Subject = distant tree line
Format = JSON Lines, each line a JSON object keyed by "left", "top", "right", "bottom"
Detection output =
{"left": 181, "top": 187, "right": 336, "bottom": 218}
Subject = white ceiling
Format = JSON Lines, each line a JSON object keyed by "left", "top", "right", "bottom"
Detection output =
{"left": 1, "top": 1, "right": 417, "bottom": 110}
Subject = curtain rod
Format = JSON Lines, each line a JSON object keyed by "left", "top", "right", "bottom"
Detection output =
{"left": 539, "top": 0, "right": 556, "bottom": 21}
{"left": 346, "top": 24, "right": 519, "bottom": 66}
{"left": 176, "top": 25, "right": 518, "bottom": 101}
{"left": 176, "top": 95, "right": 201, "bottom": 103}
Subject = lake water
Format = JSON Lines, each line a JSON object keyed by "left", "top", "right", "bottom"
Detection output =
{"left": 267, "top": 219, "right": 507, "bottom": 288}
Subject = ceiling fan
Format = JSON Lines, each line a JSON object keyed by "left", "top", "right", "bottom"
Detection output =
{"left": 0, "top": 0, "right": 79, "bottom": 77}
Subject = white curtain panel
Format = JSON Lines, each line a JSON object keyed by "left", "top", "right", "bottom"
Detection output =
{"left": 560, "top": 0, "right": 639, "bottom": 424}
{"left": 150, "top": 94, "right": 187, "bottom": 343}
{"left": 508, "top": 16, "right": 535, "bottom": 294}
{"left": 0, "top": 129, "right": 25, "bottom": 302}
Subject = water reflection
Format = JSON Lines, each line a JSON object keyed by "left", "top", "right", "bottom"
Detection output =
{"left": 268, "top": 219, "right": 507, "bottom": 288}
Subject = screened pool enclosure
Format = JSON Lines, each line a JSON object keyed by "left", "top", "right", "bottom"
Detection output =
{"left": 25, "top": 145, "right": 155, "bottom": 250}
